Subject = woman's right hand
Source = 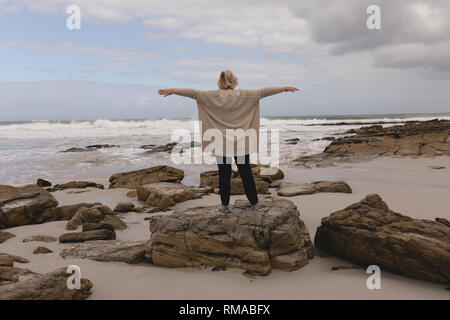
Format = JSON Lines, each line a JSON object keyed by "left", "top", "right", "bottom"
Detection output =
{"left": 158, "top": 88, "right": 175, "bottom": 97}
{"left": 284, "top": 86, "right": 299, "bottom": 92}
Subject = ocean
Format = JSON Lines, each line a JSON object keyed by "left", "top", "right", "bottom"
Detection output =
{"left": 1, "top": 113, "right": 449, "bottom": 186}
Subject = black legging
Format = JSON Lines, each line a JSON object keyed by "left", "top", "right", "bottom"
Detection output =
{"left": 216, "top": 154, "right": 258, "bottom": 206}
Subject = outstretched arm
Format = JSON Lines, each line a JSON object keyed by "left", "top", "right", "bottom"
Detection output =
{"left": 261, "top": 86, "right": 299, "bottom": 98}
{"left": 158, "top": 88, "right": 198, "bottom": 99}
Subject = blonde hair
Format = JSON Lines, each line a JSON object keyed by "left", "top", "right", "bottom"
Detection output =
{"left": 217, "top": 70, "right": 238, "bottom": 90}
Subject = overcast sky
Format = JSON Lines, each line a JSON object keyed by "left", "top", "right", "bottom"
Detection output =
{"left": 0, "top": 0, "right": 449, "bottom": 121}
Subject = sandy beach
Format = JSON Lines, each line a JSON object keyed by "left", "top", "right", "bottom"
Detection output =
{"left": 1, "top": 156, "right": 449, "bottom": 299}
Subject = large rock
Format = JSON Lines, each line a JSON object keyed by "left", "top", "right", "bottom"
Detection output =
{"left": 0, "top": 266, "right": 35, "bottom": 286}
{"left": 38, "top": 203, "right": 112, "bottom": 223}
{"left": 146, "top": 198, "right": 314, "bottom": 275}
{"left": 59, "top": 229, "right": 116, "bottom": 243}
{"left": 101, "top": 215, "right": 127, "bottom": 230}
{"left": 0, "top": 253, "right": 29, "bottom": 264}
{"left": 60, "top": 240, "right": 147, "bottom": 264}
{"left": 0, "top": 267, "right": 92, "bottom": 300}
{"left": 66, "top": 207, "right": 105, "bottom": 230}
{"left": 278, "top": 181, "right": 352, "bottom": 197}
{"left": 137, "top": 182, "right": 200, "bottom": 208}
{"left": 315, "top": 194, "right": 450, "bottom": 284}
{"left": 0, "top": 185, "right": 58, "bottom": 229}
{"left": 200, "top": 171, "right": 270, "bottom": 195}
{"left": 109, "top": 165, "right": 184, "bottom": 189}
{"left": 295, "top": 119, "right": 450, "bottom": 167}
{"left": 0, "top": 231, "right": 15, "bottom": 244}
{"left": 114, "top": 202, "right": 135, "bottom": 212}
{"left": 47, "top": 181, "right": 104, "bottom": 192}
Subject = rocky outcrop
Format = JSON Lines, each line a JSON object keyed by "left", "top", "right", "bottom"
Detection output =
{"left": 61, "top": 144, "right": 119, "bottom": 152}
{"left": 295, "top": 119, "right": 450, "bottom": 167}
{"left": 109, "top": 165, "right": 184, "bottom": 189}
{"left": 277, "top": 181, "right": 352, "bottom": 197}
{"left": 23, "top": 235, "right": 57, "bottom": 243}
{"left": 0, "top": 267, "right": 92, "bottom": 300}
{"left": 146, "top": 198, "right": 314, "bottom": 275}
{"left": 102, "top": 215, "right": 127, "bottom": 230}
{"left": 0, "top": 231, "right": 15, "bottom": 244}
{"left": 137, "top": 182, "right": 212, "bottom": 208}
{"left": 315, "top": 194, "right": 450, "bottom": 284}
{"left": 0, "top": 184, "right": 58, "bottom": 229}
{"left": 60, "top": 240, "right": 147, "bottom": 264}
{"left": 47, "top": 181, "right": 104, "bottom": 192}
{"left": 141, "top": 142, "right": 177, "bottom": 154}
{"left": 59, "top": 229, "right": 116, "bottom": 243}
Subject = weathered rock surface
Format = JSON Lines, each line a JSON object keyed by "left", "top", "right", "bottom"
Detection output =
{"left": 82, "top": 223, "right": 115, "bottom": 232}
{"left": 60, "top": 240, "right": 147, "bottom": 264}
{"left": 141, "top": 142, "right": 177, "bottom": 154}
{"left": 33, "top": 247, "right": 53, "bottom": 254}
{"left": 23, "top": 235, "right": 57, "bottom": 243}
{"left": 0, "top": 184, "right": 58, "bottom": 229}
{"left": 315, "top": 194, "right": 450, "bottom": 284}
{"left": 47, "top": 181, "right": 104, "bottom": 192}
{"left": 137, "top": 182, "right": 208, "bottom": 208}
{"left": 0, "top": 267, "right": 92, "bottom": 300}
{"left": 114, "top": 202, "right": 135, "bottom": 212}
{"left": 0, "top": 231, "right": 15, "bottom": 244}
{"left": 66, "top": 207, "right": 105, "bottom": 230}
{"left": 200, "top": 170, "right": 270, "bottom": 195}
{"left": 59, "top": 229, "right": 116, "bottom": 243}
{"left": 109, "top": 165, "right": 184, "bottom": 189}
{"left": 278, "top": 181, "right": 352, "bottom": 197}
{"left": 146, "top": 198, "right": 314, "bottom": 275}
{"left": 295, "top": 119, "right": 450, "bottom": 167}
{"left": 38, "top": 202, "right": 111, "bottom": 223}
{"left": 0, "top": 265, "right": 35, "bottom": 286}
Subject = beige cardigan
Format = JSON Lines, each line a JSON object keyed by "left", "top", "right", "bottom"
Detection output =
{"left": 173, "top": 87, "right": 285, "bottom": 157}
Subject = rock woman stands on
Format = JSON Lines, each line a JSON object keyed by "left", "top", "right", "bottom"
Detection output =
{"left": 158, "top": 70, "right": 298, "bottom": 212}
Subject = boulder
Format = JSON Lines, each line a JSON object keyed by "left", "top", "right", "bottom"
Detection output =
{"left": 66, "top": 207, "right": 105, "bottom": 230}
{"left": 126, "top": 190, "right": 137, "bottom": 198}
{"left": 59, "top": 229, "right": 116, "bottom": 243}
{"left": 109, "top": 165, "right": 184, "bottom": 189}
{"left": 146, "top": 198, "right": 314, "bottom": 275}
{"left": 315, "top": 194, "right": 450, "bottom": 284}
{"left": 137, "top": 182, "right": 199, "bottom": 208}
{"left": 277, "top": 181, "right": 352, "bottom": 197}
{"left": 60, "top": 240, "right": 147, "bottom": 264}
{"left": 0, "top": 267, "right": 92, "bottom": 300}
{"left": 33, "top": 247, "right": 53, "bottom": 254}
{"left": 114, "top": 202, "right": 135, "bottom": 212}
{"left": 0, "top": 184, "right": 58, "bottom": 229}
{"left": 101, "top": 215, "right": 127, "bottom": 230}
{"left": 252, "top": 165, "right": 285, "bottom": 181}
{"left": 36, "top": 178, "right": 52, "bottom": 187}
{"left": 23, "top": 235, "right": 57, "bottom": 243}
{"left": 47, "top": 181, "right": 104, "bottom": 192}
{"left": 0, "top": 255, "right": 14, "bottom": 267}
{"left": 0, "top": 231, "right": 15, "bottom": 244}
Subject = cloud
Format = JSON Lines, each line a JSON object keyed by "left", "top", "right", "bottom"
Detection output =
{"left": 0, "top": 41, "right": 155, "bottom": 68}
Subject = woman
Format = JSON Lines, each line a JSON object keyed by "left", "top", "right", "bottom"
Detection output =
{"left": 158, "top": 70, "right": 298, "bottom": 213}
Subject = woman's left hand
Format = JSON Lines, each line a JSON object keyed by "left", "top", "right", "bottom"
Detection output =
{"left": 158, "top": 88, "right": 174, "bottom": 97}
